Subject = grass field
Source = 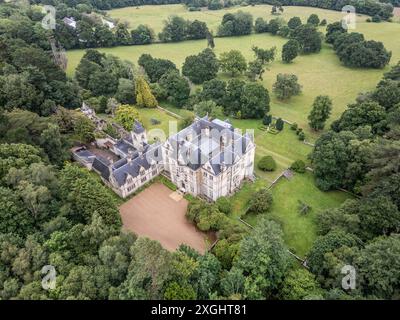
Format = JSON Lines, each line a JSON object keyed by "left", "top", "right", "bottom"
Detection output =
{"left": 66, "top": 7, "right": 400, "bottom": 140}
{"left": 107, "top": 4, "right": 355, "bottom": 34}
{"left": 233, "top": 172, "right": 351, "bottom": 256}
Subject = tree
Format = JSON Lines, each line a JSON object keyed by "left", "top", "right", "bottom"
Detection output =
{"left": 159, "top": 16, "right": 188, "bottom": 42}
{"left": 219, "top": 50, "right": 247, "bottom": 76}
{"left": 262, "top": 114, "right": 272, "bottom": 126}
{"left": 88, "top": 71, "right": 118, "bottom": 96}
{"left": 254, "top": 17, "right": 268, "bottom": 33}
{"left": 216, "top": 197, "right": 232, "bottom": 214}
{"left": 117, "top": 238, "right": 172, "bottom": 299}
{"left": 333, "top": 33, "right": 391, "bottom": 69}
{"left": 356, "top": 235, "right": 400, "bottom": 299}
{"left": 268, "top": 18, "right": 282, "bottom": 35}
{"left": 40, "top": 123, "right": 67, "bottom": 166}
{"left": 159, "top": 70, "right": 191, "bottom": 108}
{"left": 308, "top": 95, "right": 333, "bottom": 131}
{"left": 164, "top": 282, "right": 196, "bottom": 300}
{"left": 217, "top": 11, "right": 253, "bottom": 37}
{"left": 193, "top": 101, "right": 223, "bottom": 119}
{"left": 288, "top": 16, "right": 302, "bottom": 30}
{"left": 275, "top": 118, "right": 284, "bottom": 131}
{"left": 131, "top": 24, "right": 155, "bottom": 45}
{"left": 206, "top": 30, "right": 215, "bottom": 49}
{"left": 247, "top": 60, "right": 265, "bottom": 81}
{"left": 292, "top": 24, "right": 322, "bottom": 54}
{"left": 0, "top": 187, "right": 34, "bottom": 236}
{"left": 115, "top": 23, "right": 131, "bottom": 45}
{"left": 223, "top": 79, "right": 245, "bottom": 116}
{"left": 325, "top": 21, "right": 347, "bottom": 45}
{"left": 281, "top": 269, "right": 321, "bottom": 300}
{"left": 74, "top": 115, "right": 95, "bottom": 143}
{"left": 372, "top": 79, "right": 400, "bottom": 111}
{"left": 307, "top": 230, "right": 360, "bottom": 276}
{"left": 116, "top": 78, "right": 135, "bottom": 104}
{"left": 273, "top": 74, "right": 302, "bottom": 100}
{"left": 138, "top": 54, "right": 178, "bottom": 83}
{"left": 331, "top": 101, "right": 387, "bottom": 135}
{"left": 186, "top": 199, "right": 226, "bottom": 232}
{"left": 240, "top": 82, "right": 270, "bottom": 119}
{"left": 282, "top": 39, "right": 299, "bottom": 63}
{"left": 200, "top": 79, "right": 227, "bottom": 106}
{"left": 114, "top": 105, "right": 141, "bottom": 131}
{"left": 235, "top": 218, "right": 290, "bottom": 299}
{"left": 135, "top": 77, "right": 158, "bottom": 108}
{"left": 310, "top": 131, "right": 372, "bottom": 191}
{"left": 357, "top": 195, "right": 400, "bottom": 240}
{"left": 186, "top": 20, "right": 208, "bottom": 40}
{"left": 307, "top": 14, "right": 320, "bottom": 26}
{"left": 59, "top": 163, "right": 122, "bottom": 228}
{"left": 252, "top": 46, "right": 276, "bottom": 65}
{"left": 258, "top": 156, "right": 277, "bottom": 172}
{"left": 182, "top": 48, "right": 219, "bottom": 84}
{"left": 248, "top": 189, "right": 273, "bottom": 213}
{"left": 290, "top": 160, "right": 306, "bottom": 173}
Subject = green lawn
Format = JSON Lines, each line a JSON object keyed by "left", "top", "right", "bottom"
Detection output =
{"left": 137, "top": 107, "right": 179, "bottom": 142}
{"left": 236, "top": 172, "right": 351, "bottom": 257}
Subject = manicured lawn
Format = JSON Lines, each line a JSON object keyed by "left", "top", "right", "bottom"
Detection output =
{"left": 232, "top": 172, "right": 351, "bottom": 257}
{"left": 137, "top": 107, "right": 179, "bottom": 142}
{"left": 247, "top": 172, "right": 350, "bottom": 256}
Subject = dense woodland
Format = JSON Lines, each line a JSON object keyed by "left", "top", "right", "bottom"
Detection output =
{"left": 1, "top": 1, "right": 400, "bottom": 300}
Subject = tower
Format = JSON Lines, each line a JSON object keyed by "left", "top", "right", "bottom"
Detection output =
{"left": 131, "top": 120, "right": 147, "bottom": 150}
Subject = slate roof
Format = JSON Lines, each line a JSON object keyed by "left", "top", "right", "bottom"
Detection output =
{"left": 75, "top": 150, "right": 96, "bottom": 163}
{"left": 166, "top": 117, "right": 253, "bottom": 176}
{"left": 209, "top": 150, "right": 236, "bottom": 175}
{"left": 111, "top": 143, "right": 162, "bottom": 187}
{"left": 92, "top": 156, "right": 111, "bottom": 181}
{"left": 114, "top": 139, "right": 137, "bottom": 156}
{"left": 133, "top": 120, "right": 145, "bottom": 134}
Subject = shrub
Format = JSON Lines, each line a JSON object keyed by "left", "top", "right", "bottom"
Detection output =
{"left": 263, "top": 114, "right": 272, "bottom": 126}
{"left": 298, "top": 131, "right": 305, "bottom": 141}
{"left": 372, "top": 15, "right": 382, "bottom": 23}
{"left": 290, "top": 122, "right": 298, "bottom": 130}
{"left": 248, "top": 189, "right": 273, "bottom": 214}
{"left": 291, "top": 160, "right": 306, "bottom": 173}
{"left": 275, "top": 118, "right": 284, "bottom": 131}
{"left": 258, "top": 156, "right": 277, "bottom": 171}
{"left": 216, "top": 197, "right": 232, "bottom": 214}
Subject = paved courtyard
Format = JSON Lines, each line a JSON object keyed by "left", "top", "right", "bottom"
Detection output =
{"left": 119, "top": 182, "right": 212, "bottom": 253}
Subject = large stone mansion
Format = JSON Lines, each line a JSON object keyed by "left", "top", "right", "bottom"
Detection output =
{"left": 73, "top": 115, "right": 255, "bottom": 201}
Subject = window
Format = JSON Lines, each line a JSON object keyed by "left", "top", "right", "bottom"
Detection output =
{"left": 141, "top": 177, "right": 146, "bottom": 183}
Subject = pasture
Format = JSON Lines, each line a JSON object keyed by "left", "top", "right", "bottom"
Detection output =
{"left": 66, "top": 9, "right": 400, "bottom": 140}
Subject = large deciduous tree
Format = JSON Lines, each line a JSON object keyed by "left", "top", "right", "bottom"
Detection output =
{"left": 308, "top": 95, "right": 333, "bottom": 131}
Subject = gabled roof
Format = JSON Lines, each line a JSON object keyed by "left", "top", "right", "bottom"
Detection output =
{"left": 92, "top": 156, "right": 110, "bottom": 181}
{"left": 111, "top": 143, "right": 162, "bottom": 186}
